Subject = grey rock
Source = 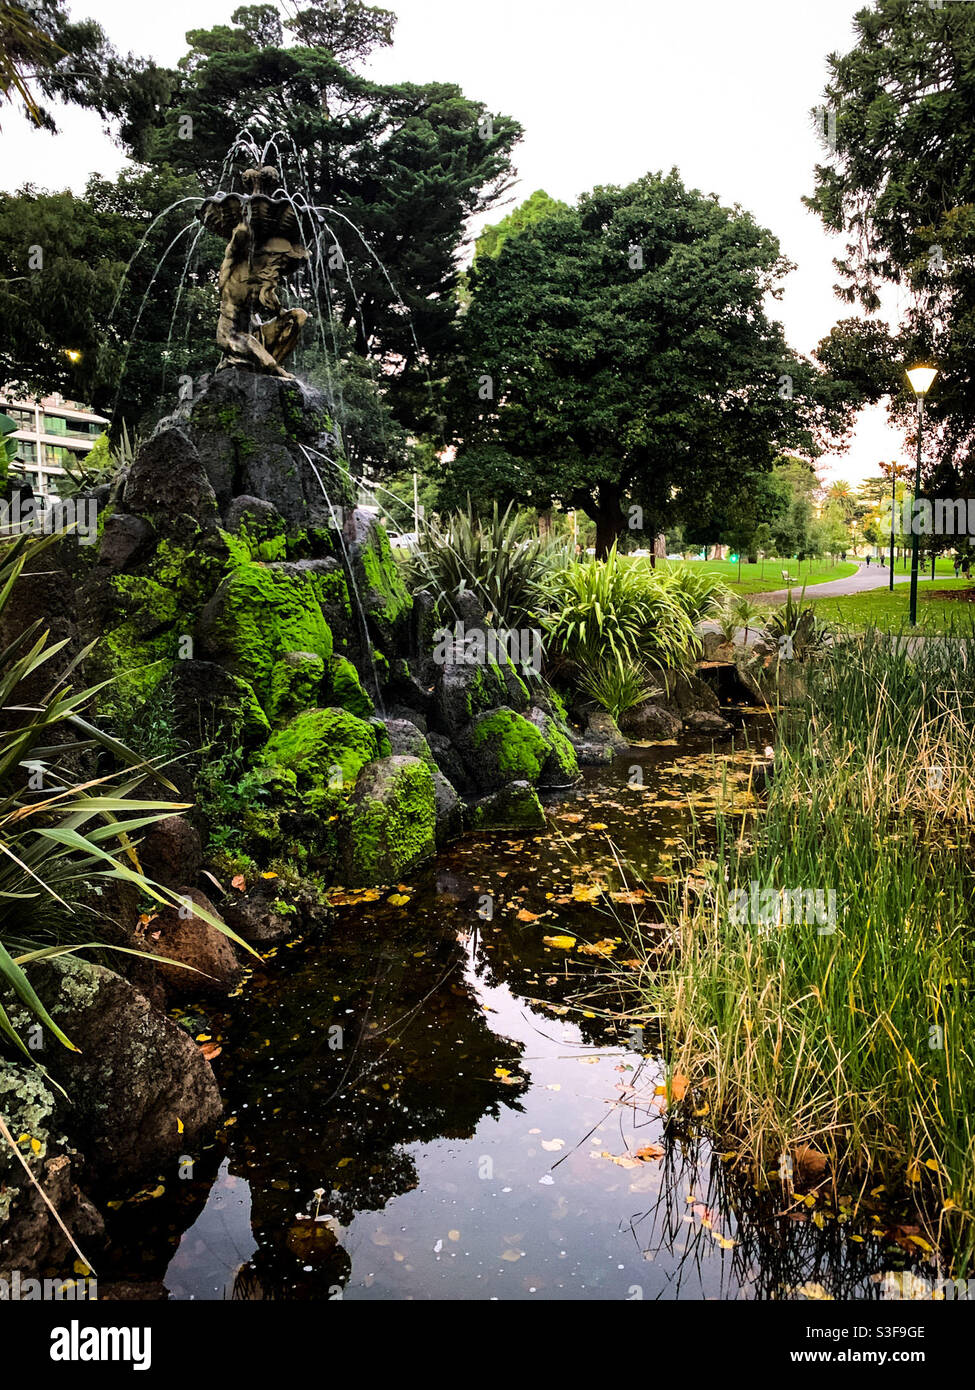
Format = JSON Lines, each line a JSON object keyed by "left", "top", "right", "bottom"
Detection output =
{"left": 4, "top": 956, "right": 223, "bottom": 1183}
{"left": 682, "top": 710, "right": 734, "bottom": 735}
{"left": 622, "top": 703, "right": 683, "bottom": 740}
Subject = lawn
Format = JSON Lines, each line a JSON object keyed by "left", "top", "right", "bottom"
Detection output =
{"left": 807, "top": 578, "right": 975, "bottom": 634}
{"left": 656, "top": 557, "right": 858, "bottom": 594}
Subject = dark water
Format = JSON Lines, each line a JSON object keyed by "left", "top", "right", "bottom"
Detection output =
{"left": 99, "top": 716, "right": 930, "bottom": 1301}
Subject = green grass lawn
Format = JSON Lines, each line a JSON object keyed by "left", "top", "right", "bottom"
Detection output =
{"left": 808, "top": 577, "right": 975, "bottom": 633}
{"left": 656, "top": 557, "right": 859, "bottom": 594}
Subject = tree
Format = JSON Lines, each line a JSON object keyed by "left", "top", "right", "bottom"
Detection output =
{"left": 0, "top": 166, "right": 211, "bottom": 426}
{"left": 451, "top": 170, "right": 856, "bottom": 555}
{"left": 122, "top": 3, "right": 522, "bottom": 435}
{"left": 473, "top": 189, "right": 569, "bottom": 264}
{"left": 0, "top": 0, "right": 166, "bottom": 137}
{"left": 807, "top": 0, "right": 975, "bottom": 487}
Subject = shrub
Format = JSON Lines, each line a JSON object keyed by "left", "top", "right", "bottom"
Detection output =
{"left": 541, "top": 547, "right": 696, "bottom": 673}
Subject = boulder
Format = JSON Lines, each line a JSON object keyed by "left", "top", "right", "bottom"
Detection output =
{"left": 470, "top": 781, "right": 546, "bottom": 831}
{"left": 97, "top": 512, "right": 152, "bottom": 572}
{"left": 169, "top": 660, "right": 271, "bottom": 750}
{"left": 220, "top": 892, "right": 298, "bottom": 948}
{"left": 426, "top": 731, "right": 476, "bottom": 798}
{"left": 4, "top": 956, "right": 223, "bottom": 1183}
{"left": 269, "top": 650, "right": 326, "bottom": 721}
{"left": 0, "top": 1061, "right": 103, "bottom": 1278}
{"left": 623, "top": 703, "right": 683, "bottom": 741}
{"left": 662, "top": 670, "right": 722, "bottom": 716}
{"left": 459, "top": 707, "right": 551, "bottom": 792}
{"left": 329, "top": 654, "right": 374, "bottom": 717}
{"left": 341, "top": 756, "right": 437, "bottom": 886}
{"left": 435, "top": 660, "right": 509, "bottom": 737}
{"left": 346, "top": 510, "right": 412, "bottom": 651}
{"left": 585, "top": 709, "right": 631, "bottom": 752}
{"left": 526, "top": 707, "right": 579, "bottom": 788}
{"left": 682, "top": 710, "right": 734, "bottom": 736}
{"left": 146, "top": 888, "right": 243, "bottom": 998}
{"left": 259, "top": 707, "right": 388, "bottom": 804}
{"left": 124, "top": 427, "right": 219, "bottom": 529}
{"left": 432, "top": 769, "right": 464, "bottom": 846}
{"left": 382, "top": 718, "right": 436, "bottom": 767}
{"left": 136, "top": 815, "right": 202, "bottom": 890}
{"left": 572, "top": 739, "right": 614, "bottom": 765}
{"left": 157, "top": 369, "right": 352, "bottom": 530}
{"left": 197, "top": 561, "right": 334, "bottom": 702}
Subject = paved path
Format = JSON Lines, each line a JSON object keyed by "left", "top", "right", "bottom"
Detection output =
{"left": 752, "top": 562, "right": 914, "bottom": 604}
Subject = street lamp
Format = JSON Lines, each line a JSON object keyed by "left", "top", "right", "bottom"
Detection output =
{"left": 906, "top": 365, "right": 938, "bottom": 626}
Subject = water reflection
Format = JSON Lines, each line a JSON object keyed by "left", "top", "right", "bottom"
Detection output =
{"left": 98, "top": 720, "right": 930, "bottom": 1300}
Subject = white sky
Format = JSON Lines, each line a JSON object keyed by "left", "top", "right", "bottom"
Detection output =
{"left": 0, "top": 0, "right": 908, "bottom": 486}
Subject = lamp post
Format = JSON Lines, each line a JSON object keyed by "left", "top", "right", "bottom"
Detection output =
{"left": 905, "top": 366, "right": 938, "bottom": 627}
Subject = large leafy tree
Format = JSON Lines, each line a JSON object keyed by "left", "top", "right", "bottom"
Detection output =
{"left": 452, "top": 171, "right": 856, "bottom": 555}
{"left": 806, "top": 0, "right": 975, "bottom": 488}
{"left": 0, "top": 0, "right": 166, "bottom": 135}
{"left": 120, "top": 1, "right": 522, "bottom": 434}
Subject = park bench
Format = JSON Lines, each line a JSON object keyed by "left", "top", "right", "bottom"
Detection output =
{"left": 781, "top": 569, "right": 797, "bottom": 584}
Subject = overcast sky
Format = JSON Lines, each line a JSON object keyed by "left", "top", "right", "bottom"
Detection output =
{"left": 1, "top": 0, "right": 907, "bottom": 485}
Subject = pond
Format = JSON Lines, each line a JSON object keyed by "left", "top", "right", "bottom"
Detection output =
{"left": 98, "top": 713, "right": 930, "bottom": 1301}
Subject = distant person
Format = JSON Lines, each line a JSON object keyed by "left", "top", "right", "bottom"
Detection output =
{"left": 965, "top": 558, "right": 971, "bottom": 580}
{"left": 866, "top": 555, "right": 871, "bottom": 567}
{"left": 954, "top": 556, "right": 961, "bottom": 578}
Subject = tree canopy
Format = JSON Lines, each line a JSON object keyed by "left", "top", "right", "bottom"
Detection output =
{"left": 451, "top": 172, "right": 857, "bottom": 554}
{"left": 807, "top": 0, "right": 975, "bottom": 489}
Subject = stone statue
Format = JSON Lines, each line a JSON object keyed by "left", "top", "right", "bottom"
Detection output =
{"left": 198, "top": 166, "right": 309, "bottom": 379}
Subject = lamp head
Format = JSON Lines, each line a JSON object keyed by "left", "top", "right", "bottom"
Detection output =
{"left": 906, "top": 364, "right": 937, "bottom": 396}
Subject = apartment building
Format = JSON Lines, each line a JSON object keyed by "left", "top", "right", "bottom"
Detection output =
{"left": 0, "top": 392, "right": 108, "bottom": 496}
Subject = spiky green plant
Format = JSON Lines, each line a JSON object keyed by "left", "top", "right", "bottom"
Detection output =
{"left": 651, "top": 563, "right": 729, "bottom": 624}
{"left": 0, "top": 532, "right": 253, "bottom": 1063}
{"left": 578, "top": 653, "right": 656, "bottom": 724}
{"left": 542, "top": 547, "right": 697, "bottom": 674}
{"left": 409, "top": 502, "right": 554, "bottom": 629}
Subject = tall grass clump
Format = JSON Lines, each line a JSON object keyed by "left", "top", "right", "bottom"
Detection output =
{"left": 644, "top": 628, "right": 975, "bottom": 1266}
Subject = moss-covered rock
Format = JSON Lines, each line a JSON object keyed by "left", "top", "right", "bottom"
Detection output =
{"left": 463, "top": 707, "right": 551, "bottom": 791}
{"left": 269, "top": 651, "right": 326, "bottom": 721}
{"left": 259, "top": 707, "right": 387, "bottom": 802}
{"left": 197, "top": 561, "right": 334, "bottom": 703}
{"left": 527, "top": 707, "right": 580, "bottom": 787}
{"left": 329, "top": 654, "right": 374, "bottom": 717}
{"left": 471, "top": 781, "right": 546, "bottom": 830}
{"left": 341, "top": 755, "right": 437, "bottom": 886}
{"left": 350, "top": 512, "right": 412, "bottom": 650}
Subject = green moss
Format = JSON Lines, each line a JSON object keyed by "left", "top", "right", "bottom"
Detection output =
{"left": 471, "top": 708, "right": 550, "bottom": 783}
{"left": 269, "top": 652, "right": 326, "bottom": 721}
{"left": 329, "top": 655, "right": 374, "bottom": 717}
{"left": 202, "top": 562, "right": 334, "bottom": 702}
{"left": 260, "top": 707, "right": 383, "bottom": 796}
{"left": 542, "top": 720, "right": 579, "bottom": 783}
{"left": 357, "top": 522, "right": 411, "bottom": 639}
{"left": 471, "top": 784, "right": 546, "bottom": 830}
{"left": 344, "top": 757, "right": 436, "bottom": 886}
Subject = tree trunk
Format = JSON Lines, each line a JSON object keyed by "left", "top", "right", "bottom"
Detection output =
{"left": 592, "top": 483, "right": 625, "bottom": 559}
